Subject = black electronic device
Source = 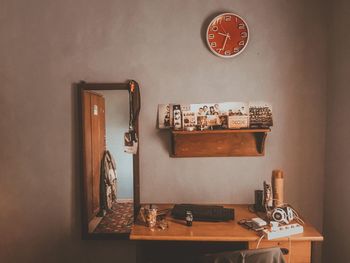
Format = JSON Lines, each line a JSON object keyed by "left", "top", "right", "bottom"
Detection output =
{"left": 171, "top": 204, "right": 234, "bottom": 222}
{"left": 254, "top": 190, "right": 265, "bottom": 212}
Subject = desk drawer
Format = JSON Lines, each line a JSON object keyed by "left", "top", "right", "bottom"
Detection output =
{"left": 248, "top": 240, "right": 311, "bottom": 263}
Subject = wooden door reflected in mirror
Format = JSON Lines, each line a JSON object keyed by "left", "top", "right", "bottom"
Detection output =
{"left": 78, "top": 81, "right": 140, "bottom": 238}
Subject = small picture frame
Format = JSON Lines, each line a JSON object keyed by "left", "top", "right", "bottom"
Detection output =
{"left": 173, "top": 105, "right": 182, "bottom": 130}
{"left": 158, "top": 104, "right": 172, "bottom": 129}
{"left": 249, "top": 102, "right": 273, "bottom": 128}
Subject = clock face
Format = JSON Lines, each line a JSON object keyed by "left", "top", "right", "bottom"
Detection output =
{"left": 206, "top": 13, "right": 249, "bottom": 58}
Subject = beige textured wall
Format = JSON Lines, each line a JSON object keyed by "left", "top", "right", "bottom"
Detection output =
{"left": 323, "top": 0, "right": 350, "bottom": 262}
{"left": 0, "top": 0, "right": 327, "bottom": 262}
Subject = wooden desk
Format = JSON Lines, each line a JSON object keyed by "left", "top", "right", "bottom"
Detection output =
{"left": 131, "top": 204, "right": 323, "bottom": 263}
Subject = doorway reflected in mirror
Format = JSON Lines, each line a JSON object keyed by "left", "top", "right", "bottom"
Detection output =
{"left": 79, "top": 82, "right": 139, "bottom": 237}
{"left": 93, "top": 90, "right": 133, "bottom": 234}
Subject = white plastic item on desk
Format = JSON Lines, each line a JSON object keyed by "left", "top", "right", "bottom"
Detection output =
{"left": 262, "top": 223, "right": 304, "bottom": 240}
{"left": 252, "top": 217, "right": 267, "bottom": 227}
{"left": 270, "top": 221, "right": 279, "bottom": 231}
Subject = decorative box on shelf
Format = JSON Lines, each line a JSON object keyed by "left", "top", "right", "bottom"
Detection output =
{"left": 170, "top": 129, "right": 270, "bottom": 158}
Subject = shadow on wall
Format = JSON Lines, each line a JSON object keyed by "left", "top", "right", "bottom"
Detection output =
{"left": 155, "top": 106, "right": 172, "bottom": 154}
{"left": 72, "top": 83, "right": 83, "bottom": 239}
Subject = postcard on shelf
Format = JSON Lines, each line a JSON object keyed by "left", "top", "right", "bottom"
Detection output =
{"left": 206, "top": 115, "right": 220, "bottom": 126}
{"left": 197, "top": 116, "right": 208, "bottom": 130}
{"left": 189, "top": 103, "right": 220, "bottom": 116}
{"left": 158, "top": 101, "right": 272, "bottom": 131}
{"left": 173, "top": 104, "right": 182, "bottom": 130}
{"left": 220, "top": 102, "right": 249, "bottom": 129}
{"left": 219, "top": 115, "right": 228, "bottom": 129}
{"left": 249, "top": 102, "right": 273, "bottom": 128}
{"left": 182, "top": 111, "right": 197, "bottom": 129}
{"left": 228, "top": 116, "right": 249, "bottom": 129}
{"left": 158, "top": 104, "right": 173, "bottom": 129}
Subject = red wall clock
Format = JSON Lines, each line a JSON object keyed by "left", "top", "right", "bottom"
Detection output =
{"left": 206, "top": 13, "right": 249, "bottom": 58}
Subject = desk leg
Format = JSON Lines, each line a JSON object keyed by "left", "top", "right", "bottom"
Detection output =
{"left": 248, "top": 240, "right": 311, "bottom": 263}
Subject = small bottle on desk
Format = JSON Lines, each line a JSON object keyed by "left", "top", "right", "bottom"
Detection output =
{"left": 186, "top": 211, "right": 193, "bottom": 226}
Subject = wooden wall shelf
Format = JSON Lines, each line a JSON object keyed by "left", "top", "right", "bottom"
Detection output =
{"left": 170, "top": 129, "right": 270, "bottom": 157}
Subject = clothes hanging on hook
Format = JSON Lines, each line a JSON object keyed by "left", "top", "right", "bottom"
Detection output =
{"left": 99, "top": 150, "right": 117, "bottom": 214}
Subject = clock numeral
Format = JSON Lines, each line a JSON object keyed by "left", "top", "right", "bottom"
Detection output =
{"left": 238, "top": 23, "right": 246, "bottom": 29}
{"left": 212, "top": 26, "right": 218, "bottom": 32}
{"left": 208, "top": 34, "right": 214, "bottom": 39}
{"left": 224, "top": 50, "right": 231, "bottom": 56}
{"left": 234, "top": 47, "right": 240, "bottom": 53}
{"left": 238, "top": 40, "right": 245, "bottom": 46}
{"left": 210, "top": 42, "right": 217, "bottom": 47}
{"left": 240, "top": 32, "right": 248, "bottom": 38}
{"left": 225, "top": 15, "right": 231, "bottom": 22}
{"left": 216, "top": 17, "right": 223, "bottom": 24}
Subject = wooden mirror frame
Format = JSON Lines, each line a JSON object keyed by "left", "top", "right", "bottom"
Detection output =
{"left": 78, "top": 81, "right": 140, "bottom": 239}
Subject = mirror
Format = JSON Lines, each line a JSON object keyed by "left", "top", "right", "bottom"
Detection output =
{"left": 78, "top": 81, "right": 140, "bottom": 238}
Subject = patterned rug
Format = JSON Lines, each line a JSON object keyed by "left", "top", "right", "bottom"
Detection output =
{"left": 94, "top": 201, "right": 134, "bottom": 233}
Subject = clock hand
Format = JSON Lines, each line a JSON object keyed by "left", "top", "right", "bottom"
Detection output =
{"left": 218, "top": 32, "right": 231, "bottom": 39}
{"left": 219, "top": 33, "right": 230, "bottom": 52}
{"left": 220, "top": 23, "right": 227, "bottom": 34}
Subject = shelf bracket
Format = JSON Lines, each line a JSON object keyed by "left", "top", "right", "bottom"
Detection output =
{"left": 254, "top": 132, "right": 268, "bottom": 154}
